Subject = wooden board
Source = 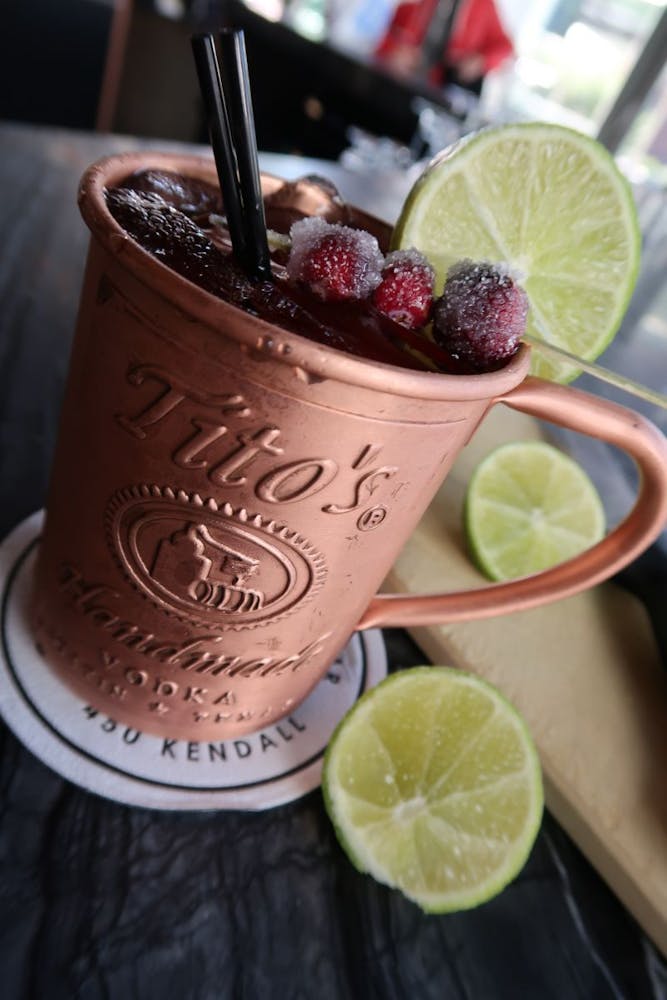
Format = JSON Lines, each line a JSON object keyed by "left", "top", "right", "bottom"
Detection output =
{"left": 383, "top": 403, "right": 667, "bottom": 954}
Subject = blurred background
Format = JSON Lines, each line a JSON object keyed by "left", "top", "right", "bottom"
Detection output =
{"left": 1, "top": 0, "right": 665, "bottom": 186}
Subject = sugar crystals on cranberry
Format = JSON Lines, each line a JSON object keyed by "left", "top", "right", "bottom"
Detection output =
{"left": 286, "top": 217, "right": 384, "bottom": 302}
{"left": 432, "top": 260, "right": 528, "bottom": 370}
{"left": 372, "top": 249, "right": 434, "bottom": 329}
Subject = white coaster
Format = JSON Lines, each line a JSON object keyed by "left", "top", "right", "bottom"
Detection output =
{"left": 0, "top": 512, "right": 387, "bottom": 811}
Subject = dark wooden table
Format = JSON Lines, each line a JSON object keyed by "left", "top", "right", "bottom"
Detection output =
{"left": 0, "top": 120, "right": 665, "bottom": 999}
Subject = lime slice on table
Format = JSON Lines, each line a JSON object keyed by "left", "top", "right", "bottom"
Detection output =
{"left": 392, "top": 122, "right": 641, "bottom": 382}
{"left": 323, "top": 667, "right": 543, "bottom": 913}
{"left": 465, "top": 440, "right": 606, "bottom": 581}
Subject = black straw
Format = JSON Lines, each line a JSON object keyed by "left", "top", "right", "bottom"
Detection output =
{"left": 219, "top": 29, "right": 271, "bottom": 281}
{"left": 191, "top": 31, "right": 271, "bottom": 281}
{"left": 191, "top": 34, "right": 248, "bottom": 269}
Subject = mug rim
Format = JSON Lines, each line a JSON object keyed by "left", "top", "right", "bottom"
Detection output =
{"left": 78, "top": 151, "right": 531, "bottom": 401}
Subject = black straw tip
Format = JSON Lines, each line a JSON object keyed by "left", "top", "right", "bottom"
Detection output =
{"left": 191, "top": 30, "right": 271, "bottom": 282}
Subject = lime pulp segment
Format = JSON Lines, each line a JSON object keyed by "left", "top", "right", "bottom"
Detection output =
{"left": 323, "top": 667, "right": 543, "bottom": 913}
{"left": 392, "top": 123, "right": 641, "bottom": 382}
{"left": 464, "top": 440, "right": 606, "bottom": 581}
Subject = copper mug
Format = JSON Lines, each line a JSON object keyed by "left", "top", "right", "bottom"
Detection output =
{"left": 30, "top": 152, "right": 667, "bottom": 741}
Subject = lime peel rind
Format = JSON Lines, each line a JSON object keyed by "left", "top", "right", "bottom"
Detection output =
{"left": 322, "top": 666, "right": 544, "bottom": 913}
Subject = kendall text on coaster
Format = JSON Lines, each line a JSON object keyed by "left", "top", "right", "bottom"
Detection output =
{"left": 0, "top": 512, "right": 387, "bottom": 811}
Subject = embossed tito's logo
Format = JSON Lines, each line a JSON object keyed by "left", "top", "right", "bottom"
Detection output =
{"left": 106, "top": 487, "right": 326, "bottom": 629}
{"left": 106, "top": 363, "right": 448, "bottom": 627}
{"left": 114, "top": 365, "right": 402, "bottom": 516}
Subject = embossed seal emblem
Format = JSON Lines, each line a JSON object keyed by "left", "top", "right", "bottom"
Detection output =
{"left": 106, "top": 487, "right": 326, "bottom": 629}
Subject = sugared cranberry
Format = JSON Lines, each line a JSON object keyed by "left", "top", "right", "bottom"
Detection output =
{"left": 372, "top": 249, "right": 434, "bottom": 329}
{"left": 287, "top": 218, "right": 383, "bottom": 301}
{"left": 432, "top": 260, "right": 528, "bottom": 370}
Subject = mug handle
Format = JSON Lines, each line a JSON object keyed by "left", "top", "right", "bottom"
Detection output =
{"left": 357, "top": 375, "right": 667, "bottom": 630}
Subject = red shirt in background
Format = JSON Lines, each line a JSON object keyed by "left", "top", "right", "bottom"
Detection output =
{"left": 375, "top": 0, "right": 514, "bottom": 86}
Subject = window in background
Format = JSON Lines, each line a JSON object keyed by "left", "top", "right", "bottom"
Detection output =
{"left": 483, "top": 0, "right": 665, "bottom": 140}
{"left": 618, "top": 62, "right": 667, "bottom": 183}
